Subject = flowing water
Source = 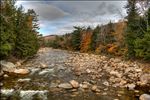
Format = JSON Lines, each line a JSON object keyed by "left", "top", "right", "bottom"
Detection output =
{"left": 1, "top": 48, "right": 149, "bottom": 100}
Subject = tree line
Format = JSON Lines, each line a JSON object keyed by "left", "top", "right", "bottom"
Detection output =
{"left": 44, "top": 0, "right": 150, "bottom": 61}
{"left": 0, "top": 0, "right": 41, "bottom": 59}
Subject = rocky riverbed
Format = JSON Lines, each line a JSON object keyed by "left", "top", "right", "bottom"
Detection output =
{"left": 0, "top": 48, "right": 150, "bottom": 100}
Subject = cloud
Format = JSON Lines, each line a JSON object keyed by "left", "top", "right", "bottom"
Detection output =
{"left": 16, "top": 1, "right": 69, "bottom": 21}
{"left": 16, "top": 1, "right": 127, "bottom": 36}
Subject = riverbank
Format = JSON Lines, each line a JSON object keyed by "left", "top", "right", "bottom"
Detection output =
{"left": 0, "top": 48, "right": 150, "bottom": 100}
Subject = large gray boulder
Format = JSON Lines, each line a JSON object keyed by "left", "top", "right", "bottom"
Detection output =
{"left": 58, "top": 83, "right": 73, "bottom": 89}
{"left": 140, "top": 74, "right": 150, "bottom": 85}
{"left": 140, "top": 94, "right": 150, "bottom": 100}
{"left": 0, "top": 60, "right": 16, "bottom": 72}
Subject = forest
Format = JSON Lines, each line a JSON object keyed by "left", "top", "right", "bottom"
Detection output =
{"left": 44, "top": 0, "right": 150, "bottom": 61}
{"left": 0, "top": 0, "right": 41, "bottom": 60}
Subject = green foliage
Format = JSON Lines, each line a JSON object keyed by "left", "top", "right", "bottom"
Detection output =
{"left": 134, "top": 30, "right": 150, "bottom": 60}
{"left": 0, "top": 0, "right": 40, "bottom": 59}
{"left": 90, "top": 26, "right": 99, "bottom": 51}
{"left": 71, "top": 26, "right": 83, "bottom": 50}
{"left": 125, "top": 0, "right": 140, "bottom": 58}
{"left": 134, "top": 8, "right": 150, "bottom": 60}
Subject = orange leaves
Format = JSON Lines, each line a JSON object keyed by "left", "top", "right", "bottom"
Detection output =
{"left": 80, "top": 30, "right": 92, "bottom": 52}
{"left": 107, "top": 44, "right": 118, "bottom": 54}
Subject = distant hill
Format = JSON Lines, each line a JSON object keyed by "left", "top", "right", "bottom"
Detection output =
{"left": 42, "top": 35, "right": 56, "bottom": 42}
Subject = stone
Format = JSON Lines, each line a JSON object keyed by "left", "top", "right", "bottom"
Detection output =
{"left": 127, "top": 84, "right": 136, "bottom": 90}
{"left": 50, "top": 83, "right": 58, "bottom": 88}
{"left": 1, "top": 89, "right": 14, "bottom": 96}
{"left": 40, "top": 63, "right": 47, "bottom": 68}
{"left": 110, "top": 70, "right": 122, "bottom": 78}
{"left": 103, "top": 81, "right": 109, "bottom": 86}
{"left": 139, "top": 94, "right": 150, "bottom": 100}
{"left": 91, "top": 85, "right": 100, "bottom": 92}
{"left": 0, "top": 60, "right": 16, "bottom": 72}
{"left": 4, "top": 74, "right": 9, "bottom": 78}
{"left": 70, "top": 80, "right": 79, "bottom": 88}
{"left": 14, "top": 69, "right": 30, "bottom": 75}
{"left": 18, "top": 78, "right": 31, "bottom": 82}
{"left": 0, "top": 70, "right": 4, "bottom": 76}
{"left": 20, "top": 90, "right": 48, "bottom": 100}
{"left": 30, "top": 68, "right": 41, "bottom": 75}
{"left": 86, "top": 69, "right": 91, "bottom": 73}
{"left": 81, "top": 84, "right": 88, "bottom": 89}
{"left": 15, "top": 61, "right": 21, "bottom": 67}
{"left": 39, "top": 69, "right": 54, "bottom": 75}
{"left": 140, "top": 74, "right": 150, "bottom": 85}
{"left": 58, "top": 83, "right": 73, "bottom": 89}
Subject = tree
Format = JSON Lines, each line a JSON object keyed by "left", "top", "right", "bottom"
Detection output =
{"left": 71, "top": 26, "right": 83, "bottom": 50}
{"left": 90, "top": 25, "right": 99, "bottom": 51}
{"left": 0, "top": 0, "right": 17, "bottom": 58}
{"left": 125, "top": 0, "right": 140, "bottom": 58}
{"left": 0, "top": 0, "right": 40, "bottom": 59}
{"left": 134, "top": 8, "right": 150, "bottom": 60}
{"left": 80, "top": 27, "right": 93, "bottom": 52}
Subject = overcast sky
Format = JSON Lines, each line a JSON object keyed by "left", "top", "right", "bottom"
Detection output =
{"left": 16, "top": 0, "right": 127, "bottom": 36}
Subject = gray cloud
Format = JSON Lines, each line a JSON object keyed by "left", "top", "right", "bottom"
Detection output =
{"left": 16, "top": 1, "right": 127, "bottom": 35}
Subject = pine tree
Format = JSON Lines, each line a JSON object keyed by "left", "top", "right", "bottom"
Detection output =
{"left": 0, "top": 0, "right": 16, "bottom": 58}
{"left": 71, "top": 26, "right": 83, "bottom": 50}
{"left": 134, "top": 8, "right": 150, "bottom": 60}
{"left": 125, "top": 0, "right": 140, "bottom": 58}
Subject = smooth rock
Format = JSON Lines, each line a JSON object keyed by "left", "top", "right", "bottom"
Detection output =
{"left": 86, "top": 69, "right": 91, "bottom": 73}
{"left": 70, "top": 80, "right": 79, "bottom": 88}
{"left": 30, "top": 68, "right": 41, "bottom": 75}
{"left": 103, "top": 81, "right": 109, "bottom": 86}
{"left": 110, "top": 70, "right": 122, "bottom": 78}
{"left": 40, "top": 63, "right": 47, "bottom": 68}
{"left": 81, "top": 84, "right": 88, "bottom": 89}
{"left": 14, "top": 69, "right": 30, "bottom": 75}
{"left": 18, "top": 78, "right": 31, "bottom": 82}
{"left": 15, "top": 61, "right": 21, "bottom": 67}
{"left": 4, "top": 74, "right": 9, "bottom": 78}
{"left": 58, "top": 83, "right": 73, "bottom": 89}
{"left": 139, "top": 94, "right": 150, "bottom": 100}
{"left": 140, "top": 74, "right": 150, "bottom": 85}
{"left": 127, "top": 84, "right": 136, "bottom": 90}
{"left": 91, "top": 85, "right": 100, "bottom": 92}
{"left": 39, "top": 69, "right": 54, "bottom": 75}
{"left": 0, "top": 60, "right": 16, "bottom": 72}
{"left": 0, "top": 70, "right": 4, "bottom": 76}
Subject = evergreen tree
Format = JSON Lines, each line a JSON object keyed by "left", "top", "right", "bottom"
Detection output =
{"left": 71, "top": 26, "right": 83, "bottom": 50}
{"left": 125, "top": 0, "right": 140, "bottom": 58}
{"left": 134, "top": 8, "right": 150, "bottom": 60}
{"left": 0, "top": 0, "right": 16, "bottom": 58}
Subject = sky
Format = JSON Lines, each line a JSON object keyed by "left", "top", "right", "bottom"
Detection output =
{"left": 16, "top": 0, "right": 127, "bottom": 36}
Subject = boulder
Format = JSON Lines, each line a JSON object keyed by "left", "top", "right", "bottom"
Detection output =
{"left": 0, "top": 60, "right": 16, "bottom": 72}
{"left": 58, "top": 83, "right": 73, "bottom": 89}
{"left": 140, "top": 74, "right": 150, "bottom": 85}
{"left": 14, "top": 69, "right": 30, "bottom": 75}
{"left": 139, "top": 94, "right": 150, "bottom": 100}
{"left": 70, "top": 80, "right": 79, "bottom": 88}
